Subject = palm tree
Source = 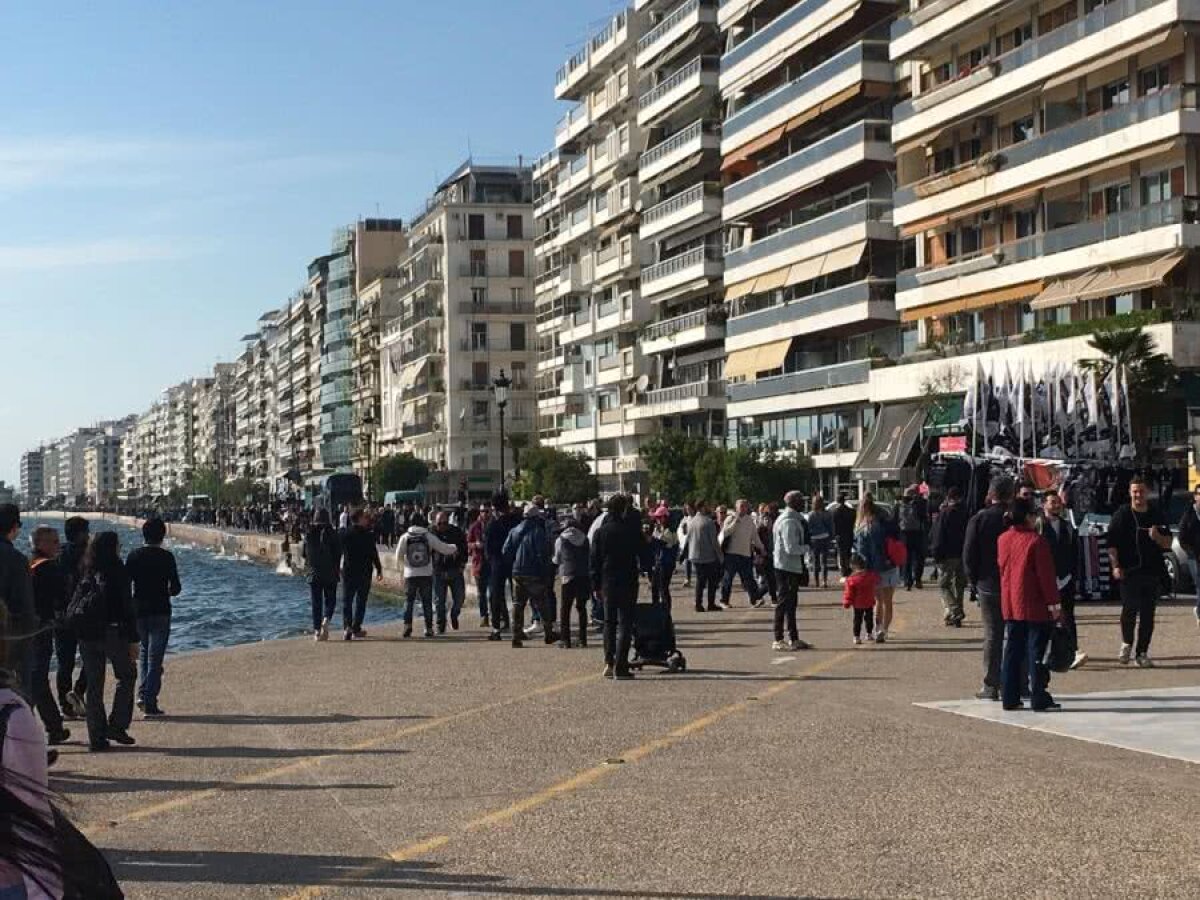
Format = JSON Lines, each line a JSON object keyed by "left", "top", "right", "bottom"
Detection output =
{"left": 1079, "top": 325, "right": 1176, "bottom": 395}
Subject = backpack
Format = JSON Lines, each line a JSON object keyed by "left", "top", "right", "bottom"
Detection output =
{"left": 404, "top": 532, "right": 431, "bottom": 569}
{"left": 304, "top": 530, "right": 335, "bottom": 579}
{"left": 898, "top": 501, "right": 921, "bottom": 533}
{"left": 885, "top": 535, "right": 908, "bottom": 568}
{"left": 65, "top": 573, "right": 107, "bottom": 637}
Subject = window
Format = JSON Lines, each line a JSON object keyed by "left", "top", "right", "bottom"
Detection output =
{"left": 1141, "top": 170, "right": 1172, "bottom": 205}
{"left": 1102, "top": 183, "right": 1132, "bottom": 214}
{"left": 960, "top": 225, "right": 981, "bottom": 256}
{"left": 470, "top": 286, "right": 486, "bottom": 306}
{"left": 511, "top": 361, "right": 527, "bottom": 389}
{"left": 1101, "top": 78, "right": 1130, "bottom": 110}
{"left": 471, "top": 322, "right": 488, "bottom": 350}
{"left": 931, "top": 147, "right": 955, "bottom": 174}
{"left": 1010, "top": 116, "right": 1035, "bottom": 144}
{"left": 469, "top": 249, "right": 487, "bottom": 277}
{"left": 472, "top": 401, "right": 490, "bottom": 423}
{"left": 1139, "top": 63, "right": 1171, "bottom": 96}
{"left": 509, "top": 323, "right": 526, "bottom": 351}
{"left": 1014, "top": 208, "right": 1037, "bottom": 239}
{"left": 468, "top": 214, "right": 485, "bottom": 240}
{"left": 958, "top": 138, "right": 982, "bottom": 164}
{"left": 506, "top": 215, "right": 523, "bottom": 239}
{"left": 508, "top": 249, "right": 525, "bottom": 277}
{"left": 510, "top": 286, "right": 524, "bottom": 306}
{"left": 931, "top": 61, "right": 952, "bottom": 86}
{"left": 471, "top": 440, "right": 489, "bottom": 469}
{"left": 900, "top": 325, "right": 919, "bottom": 356}
{"left": 943, "top": 231, "right": 958, "bottom": 259}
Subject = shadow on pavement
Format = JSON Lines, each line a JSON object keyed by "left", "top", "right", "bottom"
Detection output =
{"left": 161, "top": 713, "right": 429, "bottom": 726}
{"left": 129, "top": 745, "right": 411, "bottom": 760}
{"left": 51, "top": 772, "right": 393, "bottom": 795}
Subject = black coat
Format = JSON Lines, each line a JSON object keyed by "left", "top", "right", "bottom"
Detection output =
{"left": 831, "top": 504, "right": 856, "bottom": 544}
{"left": 1037, "top": 515, "right": 1078, "bottom": 584}
{"left": 341, "top": 525, "right": 382, "bottom": 580}
{"left": 963, "top": 504, "right": 1007, "bottom": 593}
{"left": 1178, "top": 506, "right": 1200, "bottom": 559}
{"left": 929, "top": 502, "right": 968, "bottom": 560}
{"left": 590, "top": 514, "right": 643, "bottom": 597}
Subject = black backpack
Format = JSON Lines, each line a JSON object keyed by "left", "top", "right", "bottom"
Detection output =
{"left": 65, "top": 573, "right": 107, "bottom": 638}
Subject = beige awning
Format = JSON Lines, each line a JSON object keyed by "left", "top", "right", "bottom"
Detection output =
{"left": 722, "top": 123, "right": 787, "bottom": 175}
{"left": 724, "top": 338, "right": 794, "bottom": 381}
{"left": 724, "top": 347, "right": 761, "bottom": 379}
{"left": 1032, "top": 252, "right": 1186, "bottom": 310}
{"left": 725, "top": 277, "right": 757, "bottom": 301}
{"left": 784, "top": 255, "right": 826, "bottom": 288}
{"left": 399, "top": 359, "right": 426, "bottom": 390}
{"left": 753, "top": 266, "right": 791, "bottom": 293}
{"left": 901, "top": 281, "right": 1043, "bottom": 322}
{"left": 784, "top": 242, "right": 869, "bottom": 287}
{"left": 1043, "top": 29, "right": 1173, "bottom": 91}
{"left": 1029, "top": 272, "right": 1095, "bottom": 311}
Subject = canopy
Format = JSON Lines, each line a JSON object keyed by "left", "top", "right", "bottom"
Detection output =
{"left": 852, "top": 402, "right": 927, "bottom": 481}
{"left": 1030, "top": 252, "right": 1184, "bottom": 311}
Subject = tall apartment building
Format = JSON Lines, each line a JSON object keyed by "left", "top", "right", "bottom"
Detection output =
{"left": 234, "top": 314, "right": 282, "bottom": 484}
{"left": 19, "top": 449, "right": 44, "bottom": 506}
{"left": 274, "top": 294, "right": 313, "bottom": 486}
{"left": 84, "top": 434, "right": 122, "bottom": 504}
{"left": 351, "top": 273, "right": 402, "bottom": 489}
{"left": 718, "top": 0, "right": 899, "bottom": 496}
{"left": 379, "top": 161, "right": 537, "bottom": 496}
{"left": 55, "top": 429, "right": 101, "bottom": 503}
{"left": 193, "top": 363, "right": 237, "bottom": 481}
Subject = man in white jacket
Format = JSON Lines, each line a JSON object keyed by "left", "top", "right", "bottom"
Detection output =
{"left": 720, "top": 499, "right": 765, "bottom": 607}
{"left": 395, "top": 512, "right": 458, "bottom": 638}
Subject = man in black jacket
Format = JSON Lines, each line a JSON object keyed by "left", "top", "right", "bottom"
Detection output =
{"left": 590, "top": 494, "right": 642, "bottom": 679}
{"left": 126, "top": 517, "right": 181, "bottom": 716}
{"left": 831, "top": 494, "right": 857, "bottom": 579}
{"left": 963, "top": 475, "right": 1013, "bottom": 701}
{"left": 1039, "top": 491, "right": 1084, "bottom": 668}
{"left": 1177, "top": 483, "right": 1200, "bottom": 626}
{"left": 930, "top": 487, "right": 969, "bottom": 626}
{"left": 340, "top": 509, "right": 382, "bottom": 641}
{"left": 56, "top": 516, "right": 90, "bottom": 716}
{"left": 29, "top": 526, "right": 70, "bottom": 743}
{"left": 432, "top": 510, "right": 468, "bottom": 633}
{"left": 0, "top": 503, "right": 34, "bottom": 694}
{"left": 484, "top": 493, "right": 519, "bottom": 641}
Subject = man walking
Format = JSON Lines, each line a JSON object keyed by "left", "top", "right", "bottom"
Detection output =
{"left": 554, "top": 516, "right": 590, "bottom": 648}
{"left": 340, "top": 509, "right": 383, "bottom": 640}
{"left": 898, "top": 485, "right": 929, "bottom": 590}
{"left": 963, "top": 476, "right": 1014, "bottom": 701}
{"left": 930, "top": 487, "right": 968, "bottom": 626}
{"left": 502, "top": 505, "right": 555, "bottom": 647}
{"left": 1108, "top": 477, "right": 1172, "bottom": 667}
{"left": 56, "top": 517, "right": 90, "bottom": 716}
{"left": 0, "top": 503, "right": 34, "bottom": 693}
{"left": 467, "top": 504, "right": 493, "bottom": 627}
{"left": 719, "top": 499, "right": 764, "bottom": 607}
{"left": 302, "top": 510, "right": 342, "bottom": 642}
{"left": 832, "top": 493, "right": 857, "bottom": 580}
{"left": 686, "top": 501, "right": 722, "bottom": 612}
{"left": 125, "top": 518, "right": 181, "bottom": 716}
{"left": 1038, "top": 490, "right": 1084, "bottom": 668}
{"left": 485, "top": 494, "right": 520, "bottom": 640}
{"left": 28, "top": 526, "right": 70, "bottom": 744}
{"left": 432, "top": 510, "right": 468, "bottom": 632}
{"left": 591, "top": 494, "right": 641, "bottom": 678}
{"left": 772, "top": 491, "right": 812, "bottom": 651}
{"left": 396, "top": 512, "right": 458, "bottom": 638}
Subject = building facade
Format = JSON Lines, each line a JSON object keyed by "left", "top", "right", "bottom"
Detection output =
{"left": 84, "top": 434, "right": 123, "bottom": 504}
{"left": 379, "top": 161, "right": 537, "bottom": 492}
{"left": 19, "top": 449, "right": 44, "bottom": 507}
{"left": 351, "top": 274, "right": 402, "bottom": 491}
{"left": 193, "top": 363, "right": 237, "bottom": 481}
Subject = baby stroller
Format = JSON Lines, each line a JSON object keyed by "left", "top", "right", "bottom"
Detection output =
{"left": 630, "top": 600, "right": 687, "bottom": 673}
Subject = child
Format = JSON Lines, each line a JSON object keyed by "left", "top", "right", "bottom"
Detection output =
{"left": 843, "top": 553, "right": 880, "bottom": 645}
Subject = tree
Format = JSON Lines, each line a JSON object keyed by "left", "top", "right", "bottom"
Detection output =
{"left": 372, "top": 453, "right": 430, "bottom": 495}
{"left": 692, "top": 446, "right": 735, "bottom": 507}
{"left": 507, "top": 433, "right": 531, "bottom": 478}
{"left": 691, "top": 446, "right": 816, "bottom": 508}
{"left": 1080, "top": 325, "right": 1176, "bottom": 395}
{"left": 642, "top": 431, "right": 712, "bottom": 503}
{"left": 512, "top": 447, "right": 598, "bottom": 503}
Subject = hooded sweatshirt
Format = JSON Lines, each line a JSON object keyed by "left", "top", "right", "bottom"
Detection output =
{"left": 395, "top": 526, "right": 457, "bottom": 579}
{"left": 773, "top": 507, "right": 810, "bottom": 574}
{"left": 554, "top": 525, "right": 589, "bottom": 581}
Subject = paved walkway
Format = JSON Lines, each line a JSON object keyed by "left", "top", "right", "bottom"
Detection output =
{"left": 52, "top": 578, "right": 1200, "bottom": 899}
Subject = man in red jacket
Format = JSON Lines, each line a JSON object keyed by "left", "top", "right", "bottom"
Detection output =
{"left": 997, "top": 497, "right": 1063, "bottom": 712}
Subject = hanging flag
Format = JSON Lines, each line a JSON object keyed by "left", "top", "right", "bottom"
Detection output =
{"left": 1107, "top": 366, "right": 1121, "bottom": 453}
{"left": 996, "top": 363, "right": 1011, "bottom": 426}
{"left": 1119, "top": 365, "right": 1135, "bottom": 459}
{"left": 1084, "top": 369, "right": 1099, "bottom": 428}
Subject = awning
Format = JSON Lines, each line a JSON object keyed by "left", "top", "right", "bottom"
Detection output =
{"left": 722, "top": 123, "right": 787, "bottom": 174}
{"left": 899, "top": 184, "right": 1042, "bottom": 238}
{"left": 399, "top": 359, "right": 426, "bottom": 390}
{"left": 784, "top": 241, "right": 868, "bottom": 287}
{"left": 723, "top": 338, "right": 793, "bottom": 381}
{"left": 725, "top": 277, "right": 757, "bottom": 301}
{"left": 753, "top": 266, "right": 791, "bottom": 293}
{"left": 1031, "top": 252, "right": 1186, "bottom": 310}
{"left": 900, "top": 280, "right": 1043, "bottom": 322}
{"left": 852, "top": 402, "right": 927, "bottom": 481}
{"left": 723, "top": 5, "right": 861, "bottom": 99}
{"left": 724, "top": 347, "right": 761, "bottom": 380}
{"left": 1042, "top": 29, "right": 1173, "bottom": 91}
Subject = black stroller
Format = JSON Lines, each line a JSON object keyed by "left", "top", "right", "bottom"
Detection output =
{"left": 629, "top": 600, "right": 687, "bottom": 673}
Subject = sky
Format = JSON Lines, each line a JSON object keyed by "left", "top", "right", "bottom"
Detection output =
{"left": 0, "top": 0, "right": 624, "bottom": 485}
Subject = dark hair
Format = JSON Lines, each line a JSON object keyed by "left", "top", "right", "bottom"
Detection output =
{"left": 850, "top": 553, "right": 867, "bottom": 571}
{"left": 990, "top": 475, "right": 1015, "bottom": 504}
{"left": 1129, "top": 476, "right": 1147, "bottom": 488}
{"left": 945, "top": 487, "right": 961, "bottom": 502}
{"left": 83, "top": 531, "right": 121, "bottom": 575}
{"left": 492, "top": 492, "right": 510, "bottom": 513}
{"left": 607, "top": 494, "right": 629, "bottom": 518}
{"left": 1005, "top": 497, "right": 1037, "bottom": 527}
{"left": 0, "top": 782, "right": 62, "bottom": 897}
{"left": 0, "top": 504, "right": 19, "bottom": 535}
{"left": 142, "top": 517, "right": 167, "bottom": 544}
{"left": 410, "top": 512, "right": 428, "bottom": 528}
{"left": 64, "top": 516, "right": 90, "bottom": 542}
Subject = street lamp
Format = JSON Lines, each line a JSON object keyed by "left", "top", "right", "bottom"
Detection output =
{"left": 362, "top": 411, "right": 378, "bottom": 502}
{"left": 493, "top": 368, "right": 511, "bottom": 491}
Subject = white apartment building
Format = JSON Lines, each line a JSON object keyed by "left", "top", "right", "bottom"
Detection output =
{"left": 19, "top": 449, "right": 44, "bottom": 506}
{"left": 718, "top": 0, "right": 900, "bottom": 497}
{"left": 84, "top": 434, "right": 122, "bottom": 504}
{"left": 193, "top": 363, "right": 237, "bottom": 481}
{"left": 351, "top": 274, "right": 402, "bottom": 490}
{"left": 379, "top": 161, "right": 537, "bottom": 497}
{"left": 234, "top": 314, "right": 282, "bottom": 485}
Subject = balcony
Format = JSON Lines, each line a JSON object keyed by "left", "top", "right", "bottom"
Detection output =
{"left": 723, "top": 41, "right": 892, "bottom": 158}
{"left": 726, "top": 279, "right": 895, "bottom": 349}
{"left": 629, "top": 379, "right": 726, "bottom": 419}
{"left": 402, "top": 421, "right": 439, "bottom": 439}
{"left": 555, "top": 9, "right": 631, "bottom": 100}
{"left": 642, "top": 245, "right": 724, "bottom": 299}
{"left": 722, "top": 0, "right": 874, "bottom": 95}
{"left": 640, "top": 118, "right": 722, "bottom": 184}
{"left": 638, "top": 56, "right": 721, "bottom": 127}
{"left": 556, "top": 205, "right": 594, "bottom": 249}
{"left": 637, "top": 0, "right": 717, "bottom": 69}
{"left": 555, "top": 102, "right": 592, "bottom": 150}
{"left": 892, "top": 0, "right": 1193, "bottom": 145}
{"left": 558, "top": 151, "right": 592, "bottom": 198}
{"left": 891, "top": 0, "right": 1009, "bottom": 61}
{"left": 593, "top": 238, "right": 639, "bottom": 283}
{"left": 728, "top": 359, "right": 871, "bottom": 405}
{"left": 642, "top": 307, "right": 727, "bottom": 355}
{"left": 896, "top": 85, "right": 1199, "bottom": 225}
{"left": 725, "top": 198, "right": 893, "bottom": 285}
{"left": 640, "top": 181, "right": 723, "bottom": 240}
{"left": 457, "top": 300, "right": 534, "bottom": 316}
{"left": 725, "top": 120, "right": 892, "bottom": 221}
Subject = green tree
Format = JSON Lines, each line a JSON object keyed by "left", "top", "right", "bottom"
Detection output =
{"left": 641, "top": 431, "right": 712, "bottom": 502}
{"left": 690, "top": 446, "right": 815, "bottom": 507}
{"left": 372, "top": 453, "right": 430, "bottom": 495}
{"left": 692, "top": 446, "right": 735, "bottom": 507}
{"left": 1080, "top": 325, "right": 1176, "bottom": 395}
{"left": 507, "top": 432, "right": 531, "bottom": 478}
{"left": 512, "top": 447, "right": 598, "bottom": 503}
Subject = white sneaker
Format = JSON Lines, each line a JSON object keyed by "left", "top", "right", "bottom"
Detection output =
{"left": 318, "top": 618, "right": 330, "bottom": 642}
{"left": 525, "top": 622, "right": 543, "bottom": 637}
{"left": 1135, "top": 653, "right": 1154, "bottom": 668}
{"left": 865, "top": 632, "right": 875, "bottom": 643}
{"left": 874, "top": 629, "right": 887, "bottom": 644}
{"left": 771, "top": 640, "right": 788, "bottom": 651}
{"left": 313, "top": 630, "right": 322, "bottom": 642}
{"left": 1069, "top": 651, "right": 1089, "bottom": 670}
{"left": 716, "top": 600, "right": 730, "bottom": 610}
{"left": 1118, "top": 643, "right": 1133, "bottom": 664}
{"left": 853, "top": 636, "right": 862, "bottom": 645}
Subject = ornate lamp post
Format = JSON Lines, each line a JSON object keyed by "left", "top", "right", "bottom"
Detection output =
{"left": 492, "top": 368, "right": 511, "bottom": 491}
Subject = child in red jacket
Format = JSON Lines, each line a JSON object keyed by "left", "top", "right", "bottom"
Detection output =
{"left": 843, "top": 554, "right": 880, "bottom": 645}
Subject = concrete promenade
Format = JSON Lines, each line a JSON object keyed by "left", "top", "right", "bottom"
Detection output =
{"left": 46, "top": 561, "right": 1200, "bottom": 899}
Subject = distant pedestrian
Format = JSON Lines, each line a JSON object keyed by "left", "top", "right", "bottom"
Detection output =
{"left": 772, "top": 491, "right": 811, "bottom": 651}
{"left": 340, "top": 509, "right": 383, "bottom": 641}
{"left": 964, "top": 476, "right": 1015, "bottom": 700}
{"left": 432, "top": 510, "right": 468, "bottom": 632}
{"left": 396, "top": 512, "right": 457, "bottom": 638}
{"left": 755, "top": 503, "right": 779, "bottom": 605}
{"left": 930, "top": 487, "right": 968, "bottom": 626}
{"left": 302, "top": 510, "right": 342, "bottom": 642}
{"left": 338, "top": 504, "right": 351, "bottom": 531}
{"left": 806, "top": 495, "right": 833, "bottom": 588}
{"left": 648, "top": 505, "right": 678, "bottom": 612}
{"left": 1038, "top": 491, "right": 1084, "bottom": 668}
{"left": 686, "top": 501, "right": 722, "bottom": 612}
{"left": 28, "top": 526, "right": 70, "bottom": 745}
{"left": 831, "top": 493, "right": 856, "bottom": 579}
{"left": 590, "top": 495, "right": 641, "bottom": 679}
{"left": 898, "top": 485, "right": 929, "bottom": 590}
{"left": 467, "top": 505, "right": 493, "bottom": 627}
{"left": 380, "top": 504, "right": 397, "bottom": 548}
{"left": 125, "top": 517, "right": 181, "bottom": 716}
{"left": 852, "top": 494, "right": 899, "bottom": 643}
{"left": 719, "top": 499, "right": 764, "bottom": 608}
{"left": 55, "top": 517, "right": 90, "bottom": 718}
{"left": 1107, "top": 477, "right": 1172, "bottom": 667}
{"left": 502, "top": 505, "right": 555, "bottom": 647}
{"left": 0, "top": 504, "right": 34, "bottom": 694}
{"left": 843, "top": 553, "right": 879, "bottom": 645}
{"left": 554, "top": 517, "right": 590, "bottom": 648}
{"left": 1176, "top": 484, "right": 1200, "bottom": 626}
{"left": 485, "top": 494, "right": 520, "bottom": 640}
{"left": 677, "top": 502, "right": 694, "bottom": 587}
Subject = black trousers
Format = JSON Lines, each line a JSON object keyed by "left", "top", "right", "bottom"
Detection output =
{"left": 513, "top": 576, "right": 551, "bottom": 644}
{"left": 836, "top": 538, "right": 853, "bottom": 577}
{"left": 903, "top": 531, "right": 926, "bottom": 587}
{"left": 559, "top": 577, "right": 589, "bottom": 646}
{"left": 54, "top": 626, "right": 87, "bottom": 705}
{"left": 30, "top": 626, "right": 64, "bottom": 736}
{"left": 774, "top": 570, "right": 802, "bottom": 641}
{"left": 603, "top": 588, "right": 635, "bottom": 670}
{"left": 1119, "top": 572, "right": 1160, "bottom": 655}
{"left": 853, "top": 607, "right": 875, "bottom": 638}
{"left": 692, "top": 561, "right": 721, "bottom": 610}
{"left": 488, "top": 564, "right": 511, "bottom": 630}
{"left": 650, "top": 564, "right": 675, "bottom": 611}
{"left": 80, "top": 625, "right": 136, "bottom": 747}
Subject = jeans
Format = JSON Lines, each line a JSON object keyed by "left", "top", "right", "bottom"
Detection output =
{"left": 476, "top": 561, "right": 491, "bottom": 619}
{"left": 404, "top": 576, "right": 434, "bottom": 627}
{"left": 603, "top": 588, "right": 635, "bottom": 670}
{"left": 1119, "top": 572, "right": 1160, "bottom": 655}
{"left": 938, "top": 559, "right": 966, "bottom": 622}
{"left": 978, "top": 589, "right": 1003, "bottom": 690}
{"left": 29, "top": 626, "right": 64, "bottom": 736}
{"left": 684, "top": 559, "right": 692, "bottom": 583}
{"left": 650, "top": 565, "right": 675, "bottom": 612}
{"left": 1191, "top": 558, "right": 1200, "bottom": 615}
{"left": 836, "top": 537, "right": 853, "bottom": 577}
{"left": 853, "top": 607, "right": 875, "bottom": 638}
{"left": 309, "top": 581, "right": 337, "bottom": 631}
{"left": 903, "top": 531, "right": 926, "bottom": 587}
{"left": 341, "top": 576, "right": 372, "bottom": 631}
{"left": 692, "top": 560, "right": 721, "bottom": 610}
{"left": 720, "top": 554, "right": 759, "bottom": 604}
{"left": 1059, "top": 585, "right": 1078, "bottom": 649}
{"left": 487, "top": 563, "right": 510, "bottom": 630}
{"left": 433, "top": 569, "right": 466, "bottom": 628}
{"left": 512, "top": 576, "right": 550, "bottom": 644}
{"left": 54, "top": 626, "right": 87, "bottom": 708}
{"left": 810, "top": 539, "right": 831, "bottom": 585}
{"left": 79, "top": 625, "right": 136, "bottom": 746}
{"left": 758, "top": 562, "right": 778, "bottom": 603}
{"left": 1001, "top": 620, "right": 1052, "bottom": 708}
{"left": 136, "top": 614, "right": 171, "bottom": 709}
{"left": 559, "top": 577, "right": 589, "bottom": 647}
{"left": 775, "top": 570, "right": 801, "bottom": 642}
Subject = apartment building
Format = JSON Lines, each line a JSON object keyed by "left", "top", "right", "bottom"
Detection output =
{"left": 718, "top": 0, "right": 900, "bottom": 496}
{"left": 274, "top": 294, "right": 313, "bottom": 487}
{"left": 233, "top": 316, "right": 281, "bottom": 485}
{"left": 351, "top": 274, "right": 402, "bottom": 490}
{"left": 55, "top": 429, "right": 102, "bottom": 503}
{"left": 83, "top": 434, "right": 122, "bottom": 504}
{"left": 379, "top": 161, "right": 537, "bottom": 495}
{"left": 193, "top": 363, "right": 237, "bottom": 481}
{"left": 20, "top": 449, "right": 44, "bottom": 506}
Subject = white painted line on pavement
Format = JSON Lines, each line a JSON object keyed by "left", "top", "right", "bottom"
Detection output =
{"left": 771, "top": 656, "right": 798, "bottom": 665}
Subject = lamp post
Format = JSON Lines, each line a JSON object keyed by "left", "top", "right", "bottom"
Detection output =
{"left": 493, "top": 368, "right": 511, "bottom": 491}
{"left": 362, "top": 412, "right": 378, "bottom": 502}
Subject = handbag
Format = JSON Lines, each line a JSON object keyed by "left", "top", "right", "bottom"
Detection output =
{"left": 1043, "top": 624, "right": 1077, "bottom": 673}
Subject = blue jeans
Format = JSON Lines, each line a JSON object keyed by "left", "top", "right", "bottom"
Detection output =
{"left": 476, "top": 561, "right": 491, "bottom": 619}
{"left": 137, "top": 614, "right": 171, "bottom": 709}
{"left": 341, "top": 576, "right": 372, "bottom": 631}
{"left": 310, "top": 581, "right": 337, "bottom": 631}
{"left": 433, "top": 569, "right": 466, "bottom": 627}
{"left": 1190, "top": 559, "right": 1200, "bottom": 614}
{"left": 721, "top": 553, "right": 760, "bottom": 604}
{"left": 1001, "top": 620, "right": 1052, "bottom": 709}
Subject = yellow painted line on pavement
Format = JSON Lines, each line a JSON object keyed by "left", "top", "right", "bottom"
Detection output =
{"left": 81, "top": 671, "right": 598, "bottom": 837}
{"left": 281, "top": 649, "right": 853, "bottom": 900}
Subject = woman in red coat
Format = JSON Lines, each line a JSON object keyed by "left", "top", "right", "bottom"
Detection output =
{"left": 997, "top": 496, "right": 1063, "bottom": 711}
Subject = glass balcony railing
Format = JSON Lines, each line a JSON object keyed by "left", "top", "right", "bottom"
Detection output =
{"left": 897, "top": 198, "right": 1192, "bottom": 291}
{"left": 642, "top": 245, "right": 724, "bottom": 284}
{"left": 638, "top": 0, "right": 701, "bottom": 55}
{"left": 638, "top": 56, "right": 718, "bottom": 112}
{"left": 644, "top": 307, "right": 723, "bottom": 342}
{"left": 724, "top": 0, "right": 845, "bottom": 72}
{"left": 640, "top": 119, "right": 717, "bottom": 171}
{"left": 728, "top": 359, "right": 872, "bottom": 403}
{"left": 726, "top": 198, "right": 892, "bottom": 273}
{"left": 724, "top": 42, "right": 889, "bottom": 149}
{"left": 641, "top": 182, "right": 719, "bottom": 227}
{"left": 726, "top": 120, "right": 891, "bottom": 212}
{"left": 894, "top": 0, "right": 1168, "bottom": 121}
{"left": 726, "top": 280, "right": 893, "bottom": 337}
{"left": 637, "top": 380, "right": 726, "bottom": 407}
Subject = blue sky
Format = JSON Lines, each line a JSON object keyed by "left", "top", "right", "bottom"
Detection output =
{"left": 0, "top": 0, "right": 622, "bottom": 485}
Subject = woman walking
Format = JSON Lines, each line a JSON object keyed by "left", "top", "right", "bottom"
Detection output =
{"left": 852, "top": 495, "right": 900, "bottom": 643}
{"left": 807, "top": 495, "right": 833, "bottom": 588}
{"left": 302, "top": 510, "right": 342, "bottom": 642}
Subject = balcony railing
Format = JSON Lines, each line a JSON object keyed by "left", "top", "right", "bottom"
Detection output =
{"left": 726, "top": 198, "right": 892, "bottom": 272}
{"left": 896, "top": 198, "right": 1195, "bottom": 291}
{"left": 727, "top": 280, "right": 893, "bottom": 337}
{"left": 638, "top": 56, "right": 718, "bottom": 112}
{"left": 724, "top": 0, "right": 846, "bottom": 72}
{"left": 642, "top": 245, "right": 723, "bottom": 284}
{"left": 638, "top": 0, "right": 701, "bottom": 54}
{"left": 894, "top": 0, "right": 1168, "bottom": 121}
{"left": 641, "top": 119, "right": 717, "bottom": 171}
{"left": 642, "top": 182, "right": 721, "bottom": 227}
{"left": 643, "top": 307, "right": 724, "bottom": 342}
{"left": 457, "top": 301, "right": 534, "bottom": 316}
{"left": 637, "top": 380, "right": 726, "bottom": 406}
{"left": 402, "top": 421, "right": 439, "bottom": 438}
{"left": 728, "top": 359, "right": 872, "bottom": 403}
{"left": 459, "top": 263, "right": 489, "bottom": 278}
